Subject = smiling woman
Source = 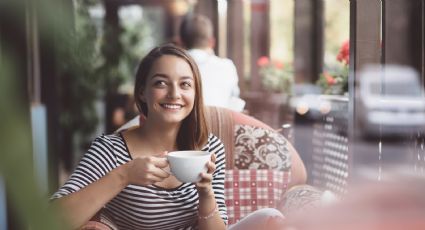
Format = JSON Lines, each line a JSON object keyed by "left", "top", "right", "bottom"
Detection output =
{"left": 51, "top": 44, "right": 227, "bottom": 230}
{"left": 53, "top": 44, "right": 288, "bottom": 230}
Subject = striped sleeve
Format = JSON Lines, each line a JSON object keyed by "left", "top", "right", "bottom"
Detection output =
{"left": 51, "top": 135, "right": 118, "bottom": 199}
{"left": 206, "top": 134, "right": 228, "bottom": 225}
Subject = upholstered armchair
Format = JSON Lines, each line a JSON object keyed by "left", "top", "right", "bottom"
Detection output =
{"left": 204, "top": 106, "right": 307, "bottom": 224}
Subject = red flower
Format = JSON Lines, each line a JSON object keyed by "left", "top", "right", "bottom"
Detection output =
{"left": 337, "top": 40, "right": 349, "bottom": 65}
{"left": 273, "top": 60, "right": 284, "bottom": 69}
{"left": 324, "top": 72, "right": 336, "bottom": 85}
{"left": 257, "top": 56, "right": 269, "bottom": 67}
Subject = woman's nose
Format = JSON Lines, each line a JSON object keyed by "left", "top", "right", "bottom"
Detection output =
{"left": 167, "top": 84, "right": 181, "bottom": 99}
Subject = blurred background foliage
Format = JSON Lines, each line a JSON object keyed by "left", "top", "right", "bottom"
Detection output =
{"left": 0, "top": 0, "right": 158, "bottom": 227}
{"left": 1, "top": 1, "right": 70, "bottom": 229}
{"left": 58, "top": 0, "right": 103, "bottom": 140}
{"left": 56, "top": 0, "right": 156, "bottom": 169}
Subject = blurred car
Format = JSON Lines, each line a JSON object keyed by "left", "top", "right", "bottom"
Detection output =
{"left": 289, "top": 84, "right": 332, "bottom": 122}
{"left": 357, "top": 65, "right": 425, "bottom": 138}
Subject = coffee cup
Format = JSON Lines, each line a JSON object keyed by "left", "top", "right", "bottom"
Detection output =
{"left": 167, "top": 150, "right": 211, "bottom": 183}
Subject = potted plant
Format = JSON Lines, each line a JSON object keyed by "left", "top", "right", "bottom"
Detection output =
{"left": 257, "top": 56, "right": 294, "bottom": 95}
{"left": 251, "top": 56, "right": 294, "bottom": 129}
{"left": 316, "top": 40, "right": 349, "bottom": 95}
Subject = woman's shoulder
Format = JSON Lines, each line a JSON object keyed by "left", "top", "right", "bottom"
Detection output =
{"left": 93, "top": 133, "right": 124, "bottom": 145}
{"left": 90, "top": 133, "right": 128, "bottom": 153}
{"left": 89, "top": 133, "right": 130, "bottom": 161}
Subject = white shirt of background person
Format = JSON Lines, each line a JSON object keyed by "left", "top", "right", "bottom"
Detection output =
{"left": 188, "top": 48, "right": 246, "bottom": 112}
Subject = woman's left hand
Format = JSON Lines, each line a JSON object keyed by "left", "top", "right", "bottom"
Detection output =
{"left": 196, "top": 153, "right": 216, "bottom": 197}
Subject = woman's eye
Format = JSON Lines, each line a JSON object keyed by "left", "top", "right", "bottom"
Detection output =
{"left": 181, "top": 81, "right": 192, "bottom": 88}
{"left": 153, "top": 80, "right": 167, "bottom": 87}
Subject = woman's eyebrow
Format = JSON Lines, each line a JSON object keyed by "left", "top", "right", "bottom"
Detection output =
{"left": 150, "top": 74, "right": 168, "bottom": 80}
{"left": 150, "top": 74, "right": 194, "bottom": 80}
{"left": 180, "top": 76, "right": 194, "bottom": 80}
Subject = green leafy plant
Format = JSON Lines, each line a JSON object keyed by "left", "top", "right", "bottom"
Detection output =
{"left": 58, "top": 0, "right": 102, "bottom": 137}
{"left": 257, "top": 56, "right": 294, "bottom": 94}
{"left": 53, "top": 0, "right": 108, "bottom": 170}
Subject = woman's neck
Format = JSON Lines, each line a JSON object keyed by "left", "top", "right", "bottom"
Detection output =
{"left": 138, "top": 120, "right": 180, "bottom": 152}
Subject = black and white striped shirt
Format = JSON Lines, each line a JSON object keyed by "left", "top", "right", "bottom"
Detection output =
{"left": 52, "top": 133, "right": 227, "bottom": 230}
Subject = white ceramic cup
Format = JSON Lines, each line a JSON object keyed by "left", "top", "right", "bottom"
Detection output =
{"left": 167, "top": 150, "right": 211, "bottom": 183}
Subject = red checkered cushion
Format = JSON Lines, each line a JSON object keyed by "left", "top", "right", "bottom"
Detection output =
{"left": 225, "top": 169, "right": 290, "bottom": 224}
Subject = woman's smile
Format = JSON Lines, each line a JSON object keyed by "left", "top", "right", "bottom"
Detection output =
{"left": 160, "top": 103, "right": 184, "bottom": 110}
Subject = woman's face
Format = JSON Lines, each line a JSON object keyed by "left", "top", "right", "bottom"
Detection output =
{"left": 140, "top": 55, "right": 196, "bottom": 124}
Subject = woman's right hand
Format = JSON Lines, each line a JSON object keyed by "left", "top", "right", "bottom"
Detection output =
{"left": 125, "top": 152, "right": 170, "bottom": 186}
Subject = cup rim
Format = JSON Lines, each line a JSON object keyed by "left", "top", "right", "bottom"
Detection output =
{"left": 167, "top": 150, "right": 210, "bottom": 158}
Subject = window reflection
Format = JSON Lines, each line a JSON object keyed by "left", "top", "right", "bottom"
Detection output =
{"left": 353, "top": 64, "right": 425, "bottom": 183}
{"left": 357, "top": 65, "right": 425, "bottom": 138}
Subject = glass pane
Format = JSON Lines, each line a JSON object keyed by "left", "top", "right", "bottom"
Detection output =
{"left": 291, "top": 0, "right": 350, "bottom": 192}
{"left": 352, "top": 0, "right": 425, "bottom": 183}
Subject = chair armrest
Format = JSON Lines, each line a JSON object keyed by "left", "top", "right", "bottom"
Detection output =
{"left": 278, "top": 185, "right": 323, "bottom": 217}
{"left": 286, "top": 143, "right": 307, "bottom": 188}
{"left": 80, "top": 221, "right": 113, "bottom": 230}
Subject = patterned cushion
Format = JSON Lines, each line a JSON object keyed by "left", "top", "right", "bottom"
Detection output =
{"left": 234, "top": 125, "right": 292, "bottom": 171}
{"left": 224, "top": 169, "right": 290, "bottom": 225}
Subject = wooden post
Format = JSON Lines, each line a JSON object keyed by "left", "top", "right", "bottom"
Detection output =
{"left": 352, "top": 0, "right": 382, "bottom": 72}
{"left": 422, "top": 0, "right": 425, "bottom": 85}
{"left": 250, "top": 0, "right": 270, "bottom": 91}
{"left": 313, "top": 0, "right": 324, "bottom": 83}
{"left": 227, "top": 0, "right": 245, "bottom": 91}
{"left": 349, "top": 0, "right": 382, "bottom": 177}
{"left": 164, "top": 0, "right": 190, "bottom": 43}
{"left": 293, "top": 0, "right": 324, "bottom": 84}
{"left": 383, "top": 0, "right": 423, "bottom": 73}
{"left": 39, "top": 0, "right": 75, "bottom": 189}
{"left": 194, "top": 0, "right": 219, "bottom": 54}
{"left": 103, "top": 0, "right": 124, "bottom": 135}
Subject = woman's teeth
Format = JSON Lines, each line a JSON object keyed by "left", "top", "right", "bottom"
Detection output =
{"left": 162, "top": 104, "right": 182, "bottom": 109}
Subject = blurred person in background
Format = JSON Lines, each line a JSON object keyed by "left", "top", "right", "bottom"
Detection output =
{"left": 179, "top": 13, "right": 245, "bottom": 112}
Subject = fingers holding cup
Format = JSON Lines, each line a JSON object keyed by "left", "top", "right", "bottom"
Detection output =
{"left": 195, "top": 153, "right": 217, "bottom": 195}
{"left": 206, "top": 153, "right": 217, "bottom": 174}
